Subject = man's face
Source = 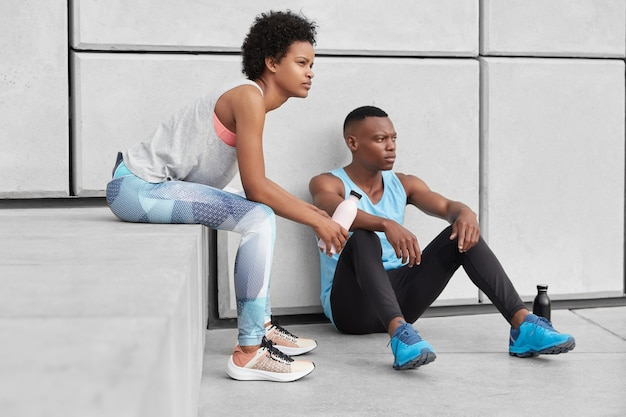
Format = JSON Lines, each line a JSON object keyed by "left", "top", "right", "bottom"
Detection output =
{"left": 349, "top": 116, "right": 397, "bottom": 171}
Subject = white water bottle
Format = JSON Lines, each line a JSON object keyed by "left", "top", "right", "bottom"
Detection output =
{"left": 318, "top": 190, "right": 362, "bottom": 254}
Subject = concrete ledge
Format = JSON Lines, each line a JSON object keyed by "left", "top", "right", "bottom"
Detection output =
{"left": 0, "top": 207, "right": 209, "bottom": 417}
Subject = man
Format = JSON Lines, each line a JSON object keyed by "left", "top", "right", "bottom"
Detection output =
{"left": 309, "top": 105, "right": 575, "bottom": 370}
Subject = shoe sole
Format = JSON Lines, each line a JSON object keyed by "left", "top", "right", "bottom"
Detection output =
{"left": 272, "top": 343, "right": 317, "bottom": 356}
{"left": 509, "top": 338, "right": 576, "bottom": 358}
{"left": 393, "top": 349, "right": 437, "bottom": 370}
{"left": 226, "top": 357, "right": 315, "bottom": 382}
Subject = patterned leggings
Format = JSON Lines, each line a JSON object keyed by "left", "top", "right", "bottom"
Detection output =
{"left": 106, "top": 160, "right": 275, "bottom": 347}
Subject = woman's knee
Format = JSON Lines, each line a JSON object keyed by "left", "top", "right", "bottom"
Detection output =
{"left": 257, "top": 203, "right": 275, "bottom": 221}
{"left": 235, "top": 202, "right": 276, "bottom": 238}
{"left": 251, "top": 203, "right": 275, "bottom": 228}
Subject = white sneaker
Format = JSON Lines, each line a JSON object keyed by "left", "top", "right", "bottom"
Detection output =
{"left": 226, "top": 337, "right": 315, "bottom": 382}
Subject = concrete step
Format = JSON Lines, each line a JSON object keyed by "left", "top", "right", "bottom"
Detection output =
{"left": 0, "top": 207, "right": 209, "bottom": 417}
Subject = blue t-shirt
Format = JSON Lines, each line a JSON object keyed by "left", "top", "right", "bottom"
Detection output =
{"left": 319, "top": 168, "right": 407, "bottom": 324}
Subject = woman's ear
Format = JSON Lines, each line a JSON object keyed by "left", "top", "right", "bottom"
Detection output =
{"left": 265, "top": 56, "right": 278, "bottom": 73}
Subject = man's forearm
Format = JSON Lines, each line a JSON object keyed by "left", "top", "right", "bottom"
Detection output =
{"left": 446, "top": 202, "right": 475, "bottom": 224}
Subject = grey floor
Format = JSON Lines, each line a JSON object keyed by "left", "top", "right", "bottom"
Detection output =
{"left": 199, "top": 307, "right": 626, "bottom": 417}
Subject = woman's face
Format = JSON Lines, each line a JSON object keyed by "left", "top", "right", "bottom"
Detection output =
{"left": 271, "top": 41, "right": 315, "bottom": 98}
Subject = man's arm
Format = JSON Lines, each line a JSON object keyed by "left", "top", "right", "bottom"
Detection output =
{"left": 398, "top": 173, "right": 480, "bottom": 253}
{"left": 309, "top": 173, "right": 422, "bottom": 266}
{"left": 308, "top": 173, "right": 345, "bottom": 217}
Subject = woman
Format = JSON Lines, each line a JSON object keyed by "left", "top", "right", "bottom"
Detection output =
{"left": 106, "top": 10, "right": 348, "bottom": 382}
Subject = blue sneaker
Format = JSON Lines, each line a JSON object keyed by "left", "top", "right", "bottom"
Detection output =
{"left": 389, "top": 322, "right": 436, "bottom": 370}
{"left": 509, "top": 314, "right": 576, "bottom": 358}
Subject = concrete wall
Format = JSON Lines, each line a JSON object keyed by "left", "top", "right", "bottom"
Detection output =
{"left": 1, "top": 0, "right": 624, "bottom": 315}
{"left": 0, "top": 0, "right": 69, "bottom": 197}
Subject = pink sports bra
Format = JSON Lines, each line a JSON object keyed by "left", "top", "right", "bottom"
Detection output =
{"left": 213, "top": 112, "right": 236, "bottom": 147}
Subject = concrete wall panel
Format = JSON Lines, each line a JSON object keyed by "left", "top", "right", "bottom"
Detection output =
{"left": 218, "top": 57, "right": 480, "bottom": 317}
{"left": 0, "top": 0, "right": 69, "bottom": 197}
{"left": 481, "top": 58, "right": 624, "bottom": 299}
{"left": 71, "top": 53, "right": 241, "bottom": 196}
{"left": 481, "top": 0, "right": 625, "bottom": 57}
{"left": 72, "top": 0, "right": 478, "bottom": 56}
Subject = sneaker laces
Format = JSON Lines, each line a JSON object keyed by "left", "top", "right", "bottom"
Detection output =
{"left": 512, "top": 315, "right": 559, "bottom": 343}
{"left": 387, "top": 323, "right": 423, "bottom": 346}
{"left": 533, "top": 315, "right": 557, "bottom": 331}
{"left": 267, "top": 318, "right": 298, "bottom": 343}
{"left": 260, "top": 336, "right": 294, "bottom": 364}
{"left": 525, "top": 314, "right": 558, "bottom": 333}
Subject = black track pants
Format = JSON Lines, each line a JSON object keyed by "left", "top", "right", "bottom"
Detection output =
{"left": 330, "top": 227, "right": 527, "bottom": 334}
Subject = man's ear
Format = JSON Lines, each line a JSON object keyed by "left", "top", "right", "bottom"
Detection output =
{"left": 346, "top": 135, "right": 358, "bottom": 151}
{"left": 265, "top": 56, "right": 278, "bottom": 73}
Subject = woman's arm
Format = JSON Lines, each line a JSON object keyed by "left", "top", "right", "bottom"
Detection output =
{"left": 230, "top": 86, "right": 349, "bottom": 253}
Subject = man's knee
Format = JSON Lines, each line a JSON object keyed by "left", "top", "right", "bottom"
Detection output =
{"left": 348, "top": 229, "right": 382, "bottom": 253}
{"left": 350, "top": 228, "right": 378, "bottom": 241}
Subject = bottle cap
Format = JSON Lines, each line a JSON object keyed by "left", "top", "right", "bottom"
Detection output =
{"left": 536, "top": 284, "right": 548, "bottom": 290}
{"left": 349, "top": 190, "right": 362, "bottom": 199}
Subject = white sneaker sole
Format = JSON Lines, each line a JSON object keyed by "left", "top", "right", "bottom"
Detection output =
{"left": 226, "top": 357, "right": 315, "bottom": 382}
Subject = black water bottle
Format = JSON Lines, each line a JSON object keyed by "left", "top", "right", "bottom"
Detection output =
{"left": 533, "top": 284, "right": 551, "bottom": 321}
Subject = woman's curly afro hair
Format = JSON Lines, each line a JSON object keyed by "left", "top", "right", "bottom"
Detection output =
{"left": 241, "top": 10, "right": 317, "bottom": 80}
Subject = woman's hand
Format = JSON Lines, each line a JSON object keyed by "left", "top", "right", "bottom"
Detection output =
{"left": 314, "top": 215, "right": 349, "bottom": 256}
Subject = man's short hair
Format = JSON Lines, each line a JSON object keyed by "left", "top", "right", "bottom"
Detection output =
{"left": 343, "top": 106, "right": 389, "bottom": 136}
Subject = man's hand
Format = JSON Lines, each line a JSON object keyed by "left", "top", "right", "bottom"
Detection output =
{"left": 449, "top": 208, "right": 480, "bottom": 253}
{"left": 383, "top": 220, "right": 421, "bottom": 267}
